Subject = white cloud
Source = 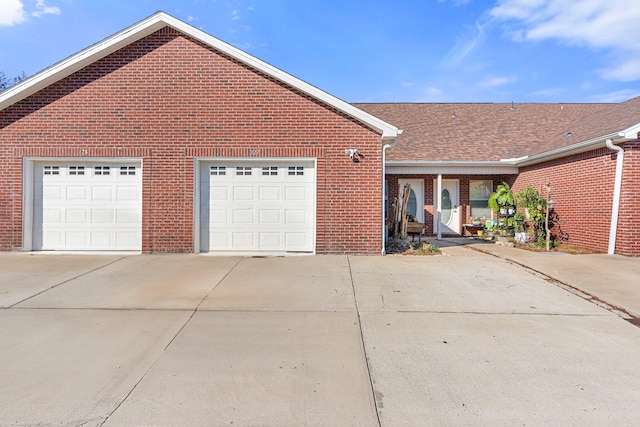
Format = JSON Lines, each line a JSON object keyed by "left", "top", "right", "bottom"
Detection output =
{"left": 0, "top": 0, "right": 27, "bottom": 26}
{"left": 440, "top": 21, "right": 487, "bottom": 69}
{"left": 32, "top": 0, "right": 60, "bottom": 18}
{"left": 528, "top": 87, "right": 567, "bottom": 97}
{"left": 490, "top": 0, "right": 640, "bottom": 81}
{"left": 590, "top": 88, "right": 640, "bottom": 103}
{"left": 426, "top": 86, "right": 443, "bottom": 95}
{"left": 478, "top": 75, "right": 516, "bottom": 88}
{"left": 0, "top": 0, "right": 60, "bottom": 25}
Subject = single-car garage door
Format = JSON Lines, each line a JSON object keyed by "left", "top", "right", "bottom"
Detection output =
{"left": 33, "top": 161, "right": 142, "bottom": 251}
{"left": 200, "top": 160, "right": 315, "bottom": 254}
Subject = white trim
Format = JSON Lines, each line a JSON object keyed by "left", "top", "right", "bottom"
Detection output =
{"left": 23, "top": 157, "right": 143, "bottom": 252}
{"left": 194, "top": 157, "right": 317, "bottom": 255}
{"left": 0, "top": 12, "right": 399, "bottom": 141}
{"left": 386, "top": 162, "right": 518, "bottom": 175}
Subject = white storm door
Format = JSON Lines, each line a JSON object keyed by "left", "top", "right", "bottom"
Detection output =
{"left": 200, "top": 160, "right": 315, "bottom": 253}
{"left": 33, "top": 162, "right": 142, "bottom": 251}
{"left": 433, "top": 179, "right": 460, "bottom": 234}
{"left": 398, "top": 179, "right": 424, "bottom": 223}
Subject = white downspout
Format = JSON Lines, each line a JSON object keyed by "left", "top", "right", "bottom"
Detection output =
{"left": 605, "top": 139, "right": 624, "bottom": 255}
{"left": 382, "top": 137, "right": 399, "bottom": 255}
{"left": 436, "top": 173, "right": 442, "bottom": 240}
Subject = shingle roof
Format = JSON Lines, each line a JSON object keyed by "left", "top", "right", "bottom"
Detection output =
{"left": 354, "top": 102, "right": 622, "bottom": 162}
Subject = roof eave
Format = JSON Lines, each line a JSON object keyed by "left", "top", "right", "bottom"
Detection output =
{"left": 514, "top": 129, "right": 637, "bottom": 167}
{"left": 385, "top": 160, "right": 519, "bottom": 175}
{"left": 0, "top": 12, "right": 399, "bottom": 140}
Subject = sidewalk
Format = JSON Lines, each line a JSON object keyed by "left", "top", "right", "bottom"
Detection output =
{"left": 431, "top": 237, "right": 640, "bottom": 319}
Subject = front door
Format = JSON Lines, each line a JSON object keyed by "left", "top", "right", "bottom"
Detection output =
{"left": 433, "top": 179, "right": 460, "bottom": 234}
{"left": 398, "top": 179, "right": 424, "bottom": 223}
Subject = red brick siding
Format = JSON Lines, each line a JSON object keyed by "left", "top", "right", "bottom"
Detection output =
{"left": 0, "top": 27, "right": 383, "bottom": 254}
{"left": 616, "top": 141, "right": 640, "bottom": 256}
{"left": 513, "top": 143, "right": 640, "bottom": 256}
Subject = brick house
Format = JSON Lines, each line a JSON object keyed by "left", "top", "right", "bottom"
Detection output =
{"left": 0, "top": 12, "right": 399, "bottom": 255}
{"left": 357, "top": 101, "right": 640, "bottom": 256}
{"left": 2, "top": 12, "right": 639, "bottom": 256}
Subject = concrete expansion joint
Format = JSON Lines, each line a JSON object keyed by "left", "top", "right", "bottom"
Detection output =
{"left": 7, "top": 256, "right": 127, "bottom": 309}
{"left": 466, "top": 245, "right": 639, "bottom": 326}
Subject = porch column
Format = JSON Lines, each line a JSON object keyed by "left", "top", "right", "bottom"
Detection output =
{"left": 436, "top": 173, "right": 442, "bottom": 240}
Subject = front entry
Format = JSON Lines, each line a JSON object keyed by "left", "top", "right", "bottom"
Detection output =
{"left": 398, "top": 179, "right": 424, "bottom": 223}
{"left": 433, "top": 179, "right": 460, "bottom": 235}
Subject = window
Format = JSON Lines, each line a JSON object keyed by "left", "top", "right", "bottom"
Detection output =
{"left": 210, "top": 166, "right": 226, "bottom": 176}
{"left": 94, "top": 166, "right": 110, "bottom": 176}
{"left": 236, "top": 166, "right": 252, "bottom": 176}
{"left": 469, "top": 180, "right": 493, "bottom": 218}
{"left": 69, "top": 166, "right": 85, "bottom": 176}
{"left": 120, "top": 166, "right": 136, "bottom": 176}
{"left": 43, "top": 166, "right": 59, "bottom": 175}
{"left": 288, "top": 166, "right": 304, "bottom": 176}
{"left": 262, "top": 166, "right": 278, "bottom": 176}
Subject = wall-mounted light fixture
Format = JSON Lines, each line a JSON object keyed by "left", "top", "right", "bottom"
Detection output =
{"left": 345, "top": 148, "right": 364, "bottom": 163}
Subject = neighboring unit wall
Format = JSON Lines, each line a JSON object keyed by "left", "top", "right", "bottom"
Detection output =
{"left": 513, "top": 147, "right": 631, "bottom": 255}
{"left": 0, "top": 27, "right": 383, "bottom": 254}
{"left": 616, "top": 141, "right": 640, "bottom": 256}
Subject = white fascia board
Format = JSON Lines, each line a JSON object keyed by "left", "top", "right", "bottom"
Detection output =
{"left": 1, "top": 12, "right": 400, "bottom": 141}
{"left": 514, "top": 132, "right": 622, "bottom": 167}
{"left": 620, "top": 123, "right": 640, "bottom": 140}
{"left": 385, "top": 160, "right": 518, "bottom": 175}
{"left": 0, "top": 16, "right": 166, "bottom": 110}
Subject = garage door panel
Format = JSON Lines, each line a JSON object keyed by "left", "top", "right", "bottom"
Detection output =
{"left": 66, "top": 186, "right": 87, "bottom": 200}
{"left": 116, "top": 186, "right": 139, "bottom": 201}
{"left": 65, "top": 209, "right": 87, "bottom": 223}
{"left": 259, "top": 187, "right": 280, "bottom": 201}
{"left": 90, "top": 231, "right": 111, "bottom": 247}
{"left": 201, "top": 161, "right": 315, "bottom": 253}
{"left": 259, "top": 209, "right": 281, "bottom": 224}
{"left": 285, "top": 187, "right": 307, "bottom": 201}
{"left": 232, "top": 232, "right": 255, "bottom": 247}
{"left": 233, "top": 187, "right": 255, "bottom": 201}
{"left": 92, "top": 187, "right": 113, "bottom": 201}
{"left": 34, "top": 162, "right": 142, "bottom": 251}
{"left": 91, "top": 209, "right": 114, "bottom": 223}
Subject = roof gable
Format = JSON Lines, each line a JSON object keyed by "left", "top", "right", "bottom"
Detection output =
{"left": 0, "top": 11, "right": 399, "bottom": 141}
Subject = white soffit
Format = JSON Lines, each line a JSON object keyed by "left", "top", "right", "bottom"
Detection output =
{"left": 0, "top": 12, "right": 400, "bottom": 141}
{"left": 386, "top": 161, "right": 518, "bottom": 175}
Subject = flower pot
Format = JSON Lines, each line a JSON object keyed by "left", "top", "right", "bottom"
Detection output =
{"left": 514, "top": 232, "right": 530, "bottom": 243}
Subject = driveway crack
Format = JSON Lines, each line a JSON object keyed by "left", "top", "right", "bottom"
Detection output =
{"left": 8, "top": 256, "right": 127, "bottom": 308}
{"left": 347, "top": 255, "right": 383, "bottom": 427}
{"left": 98, "top": 256, "right": 246, "bottom": 426}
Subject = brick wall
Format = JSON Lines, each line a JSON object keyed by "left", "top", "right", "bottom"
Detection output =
{"left": 0, "top": 27, "right": 384, "bottom": 254}
{"left": 514, "top": 143, "right": 640, "bottom": 256}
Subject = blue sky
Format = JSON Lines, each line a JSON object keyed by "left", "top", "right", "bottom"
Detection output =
{"left": 1, "top": 0, "right": 640, "bottom": 103}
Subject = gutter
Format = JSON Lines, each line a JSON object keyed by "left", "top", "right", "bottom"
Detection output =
{"left": 514, "top": 132, "right": 621, "bottom": 167}
{"left": 605, "top": 138, "right": 625, "bottom": 255}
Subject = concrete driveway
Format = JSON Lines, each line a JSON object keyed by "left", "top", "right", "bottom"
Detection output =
{"left": 1, "top": 248, "right": 639, "bottom": 426}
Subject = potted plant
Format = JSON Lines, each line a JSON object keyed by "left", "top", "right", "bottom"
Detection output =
{"left": 488, "top": 182, "right": 515, "bottom": 215}
{"left": 513, "top": 212, "right": 529, "bottom": 243}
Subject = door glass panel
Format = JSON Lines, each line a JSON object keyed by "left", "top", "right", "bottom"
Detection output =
{"left": 407, "top": 189, "right": 417, "bottom": 217}
{"left": 441, "top": 189, "right": 452, "bottom": 223}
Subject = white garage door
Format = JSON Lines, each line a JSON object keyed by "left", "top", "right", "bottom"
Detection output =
{"left": 33, "top": 161, "right": 142, "bottom": 251}
{"left": 200, "top": 160, "right": 315, "bottom": 254}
